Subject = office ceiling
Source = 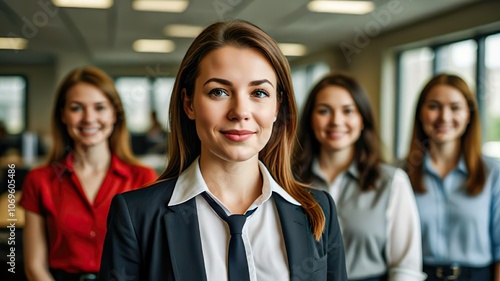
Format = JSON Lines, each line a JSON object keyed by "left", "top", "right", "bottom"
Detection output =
{"left": 0, "top": 0, "right": 478, "bottom": 66}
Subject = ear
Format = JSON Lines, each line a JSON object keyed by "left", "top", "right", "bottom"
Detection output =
{"left": 182, "top": 88, "right": 195, "bottom": 120}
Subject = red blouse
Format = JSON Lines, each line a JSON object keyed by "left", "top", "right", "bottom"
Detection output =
{"left": 19, "top": 154, "right": 158, "bottom": 273}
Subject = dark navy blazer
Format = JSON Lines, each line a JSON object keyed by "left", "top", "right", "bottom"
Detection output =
{"left": 99, "top": 179, "right": 347, "bottom": 281}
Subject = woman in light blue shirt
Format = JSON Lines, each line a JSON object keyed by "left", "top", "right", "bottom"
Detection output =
{"left": 404, "top": 74, "right": 500, "bottom": 281}
{"left": 293, "top": 73, "right": 425, "bottom": 281}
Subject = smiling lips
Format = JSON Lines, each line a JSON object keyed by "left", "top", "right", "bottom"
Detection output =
{"left": 80, "top": 127, "right": 100, "bottom": 136}
{"left": 222, "top": 130, "right": 255, "bottom": 142}
{"left": 326, "top": 131, "right": 346, "bottom": 139}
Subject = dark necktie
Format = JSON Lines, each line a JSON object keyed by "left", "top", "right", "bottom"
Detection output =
{"left": 201, "top": 192, "right": 256, "bottom": 281}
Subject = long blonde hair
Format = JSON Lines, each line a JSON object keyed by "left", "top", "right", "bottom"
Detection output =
{"left": 158, "top": 20, "right": 325, "bottom": 240}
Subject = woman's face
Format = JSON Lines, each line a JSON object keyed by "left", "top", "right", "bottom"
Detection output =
{"left": 183, "top": 46, "right": 279, "bottom": 163}
{"left": 311, "top": 85, "right": 363, "bottom": 153}
{"left": 62, "top": 82, "right": 116, "bottom": 148}
{"left": 420, "top": 84, "right": 470, "bottom": 145}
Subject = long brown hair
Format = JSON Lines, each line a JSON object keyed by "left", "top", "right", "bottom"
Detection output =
{"left": 47, "top": 66, "right": 138, "bottom": 165}
{"left": 293, "top": 72, "right": 382, "bottom": 191}
{"left": 405, "top": 74, "right": 485, "bottom": 195}
{"left": 158, "top": 20, "right": 325, "bottom": 240}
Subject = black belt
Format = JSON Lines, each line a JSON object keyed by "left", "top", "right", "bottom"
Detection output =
{"left": 423, "top": 264, "right": 492, "bottom": 280}
{"left": 50, "top": 269, "right": 98, "bottom": 281}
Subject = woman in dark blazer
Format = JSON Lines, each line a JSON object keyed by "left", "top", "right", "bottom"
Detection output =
{"left": 99, "top": 20, "right": 347, "bottom": 281}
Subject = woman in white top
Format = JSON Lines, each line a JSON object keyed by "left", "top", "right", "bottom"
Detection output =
{"left": 293, "top": 72, "right": 425, "bottom": 281}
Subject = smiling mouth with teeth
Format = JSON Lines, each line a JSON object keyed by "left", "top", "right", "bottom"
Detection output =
{"left": 81, "top": 128, "right": 99, "bottom": 134}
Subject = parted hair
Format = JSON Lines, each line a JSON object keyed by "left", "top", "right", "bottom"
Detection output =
{"left": 157, "top": 20, "right": 325, "bottom": 240}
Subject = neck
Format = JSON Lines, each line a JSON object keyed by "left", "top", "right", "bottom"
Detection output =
{"left": 318, "top": 146, "right": 354, "bottom": 183}
{"left": 429, "top": 140, "right": 461, "bottom": 177}
{"left": 199, "top": 154, "right": 262, "bottom": 214}
{"left": 73, "top": 142, "right": 112, "bottom": 171}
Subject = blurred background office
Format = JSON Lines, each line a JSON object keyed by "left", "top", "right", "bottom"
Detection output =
{"left": 0, "top": 0, "right": 499, "bottom": 280}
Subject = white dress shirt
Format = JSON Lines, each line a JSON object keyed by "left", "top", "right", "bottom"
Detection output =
{"left": 168, "top": 158, "right": 301, "bottom": 281}
{"left": 311, "top": 160, "right": 426, "bottom": 281}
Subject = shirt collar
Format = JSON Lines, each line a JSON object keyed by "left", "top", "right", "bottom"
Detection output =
{"left": 169, "top": 157, "right": 300, "bottom": 207}
{"left": 63, "top": 152, "right": 129, "bottom": 178}
{"left": 312, "top": 157, "right": 359, "bottom": 183}
{"left": 423, "top": 152, "right": 468, "bottom": 175}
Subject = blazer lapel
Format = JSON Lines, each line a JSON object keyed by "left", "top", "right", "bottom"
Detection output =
{"left": 273, "top": 193, "right": 313, "bottom": 278}
{"left": 164, "top": 198, "right": 207, "bottom": 281}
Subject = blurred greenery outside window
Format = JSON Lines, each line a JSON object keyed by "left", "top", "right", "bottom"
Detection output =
{"left": 397, "top": 32, "right": 500, "bottom": 159}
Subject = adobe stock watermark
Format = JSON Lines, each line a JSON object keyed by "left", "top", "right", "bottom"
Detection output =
{"left": 291, "top": 256, "right": 326, "bottom": 281}
{"left": 7, "top": 0, "right": 58, "bottom": 43}
{"left": 213, "top": 0, "right": 250, "bottom": 20}
{"left": 339, "top": 0, "right": 406, "bottom": 64}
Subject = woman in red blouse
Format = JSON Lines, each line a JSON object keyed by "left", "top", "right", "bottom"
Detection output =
{"left": 20, "top": 66, "right": 158, "bottom": 281}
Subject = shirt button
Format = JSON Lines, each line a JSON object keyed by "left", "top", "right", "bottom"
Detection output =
{"left": 90, "top": 231, "right": 96, "bottom": 238}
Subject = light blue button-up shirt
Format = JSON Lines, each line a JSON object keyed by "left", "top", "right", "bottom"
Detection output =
{"left": 415, "top": 154, "right": 500, "bottom": 267}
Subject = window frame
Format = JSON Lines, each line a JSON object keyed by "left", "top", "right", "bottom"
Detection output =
{"left": 395, "top": 31, "right": 500, "bottom": 159}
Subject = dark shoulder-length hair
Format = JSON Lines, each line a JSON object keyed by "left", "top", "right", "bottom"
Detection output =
{"left": 405, "top": 73, "right": 485, "bottom": 195}
{"left": 47, "top": 66, "right": 138, "bottom": 165}
{"left": 293, "top": 72, "right": 382, "bottom": 191}
{"left": 157, "top": 20, "right": 325, "bottom": 240}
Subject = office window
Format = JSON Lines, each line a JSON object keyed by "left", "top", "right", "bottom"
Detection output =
{"left": 292, "top": 62, "right": 330, "bottom": 113}
{"left": 396, "top": 33, "right": 500, "bottom": 160}
{"left": 483, "top": 33, "right": 500, "bottom": 158}
{"left": 115, "top": 77, "right": 152, "bottom": 133}
{"left": 152, "top": 77, "right": 175, "bottom": 131}
{"left": 436, "top": 39, "right": 477, "bottom": 90}
{"left": 115, "top": 76, "right": 174, "bottom": 133}
{"left": 0, "top": 76, "right": 26, "bottom": 134}
{"left": 394, "top": 33, "right": 500, "bottom": 159}
{"left": 396, "top": 47, "right": 433, "bottom": 157}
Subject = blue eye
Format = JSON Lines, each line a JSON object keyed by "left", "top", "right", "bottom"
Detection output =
{"left": 209, "top": 88, "right": 228, "bottom": 97}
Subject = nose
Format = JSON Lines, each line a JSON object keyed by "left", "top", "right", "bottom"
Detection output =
{"left": 227, "top": 94, "right": 250, "bottom": 121}
{"left": 329, "top": 110, "right": 342, "bottom": 126}
{"left": 439, "top": 107, "right": 452, "bottom": 121}
{"left": 83, "top": 108, "right": 96, "bottom": 123}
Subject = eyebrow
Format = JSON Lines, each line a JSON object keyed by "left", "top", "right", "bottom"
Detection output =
{"left": 203, "top": 78, "right": 275, "bottom": 88}
{"left": 426, "top": 99, "right": 464, "bottom": 105}
{"left": 68, "top": 101, "right": 109, "bottom": 105}
{"left": 317, "top": 103, "right": 355, "bottom": 108}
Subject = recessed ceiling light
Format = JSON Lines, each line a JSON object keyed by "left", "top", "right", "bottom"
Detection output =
{"left": 52, "top": 0, "right": 113, "bottom": 9}
{"left": 133, "top": 39, "right": 175, "bottom": 53}
{"left": 0, "top": 38, "right": 28, "bottom": 50}
{"left": 278, "top": 43, "right": 307, "bottom": 56}
{"left": 133, "top": 0, "right": 189, "bottom": 13}
{"left": 163, "top": 24, "right": 203, "bottom": 38}
{"left": 164, "top": 24, "right": 203, "bottom": 38}
{"left": 308, "top": 1, "right": 374, "bottom": 15}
